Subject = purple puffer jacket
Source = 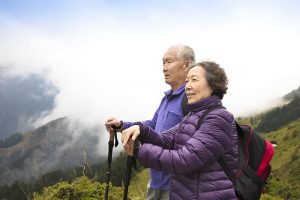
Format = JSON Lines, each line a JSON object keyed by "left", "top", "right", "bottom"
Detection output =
{"left": 136, "top": 95, "right": 239, "bottom": 200}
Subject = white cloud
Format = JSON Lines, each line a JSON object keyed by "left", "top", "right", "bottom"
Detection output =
{"left": 1, "top": 1, "right": 300, "bottom": 128}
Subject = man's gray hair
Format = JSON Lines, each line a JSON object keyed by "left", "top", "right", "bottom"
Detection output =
{"left": 173, "top": 44, "right": 195, "bottom": 63}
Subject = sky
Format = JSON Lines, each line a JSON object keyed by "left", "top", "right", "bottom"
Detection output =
{"left": 1, "top": 0, "right": 300, "bottom": 128}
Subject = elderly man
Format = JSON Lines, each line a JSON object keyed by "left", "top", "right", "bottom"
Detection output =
{"left": 105, "top": 44, "right": 195, "bottom": 200}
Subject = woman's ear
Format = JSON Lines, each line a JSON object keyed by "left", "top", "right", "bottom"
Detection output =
{"left": 209, "top": 87, "right": 213, "bottom": 95}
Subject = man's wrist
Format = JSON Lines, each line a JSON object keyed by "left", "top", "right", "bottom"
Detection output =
{"left": 115, "top": 120, "right": 123, "bottom": 130}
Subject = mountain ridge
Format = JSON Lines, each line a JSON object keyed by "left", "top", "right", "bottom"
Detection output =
{"left": 0, "top": 117, "right": 104, "bottom": 186}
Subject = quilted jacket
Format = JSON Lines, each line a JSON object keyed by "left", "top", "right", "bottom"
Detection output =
{"left": 136, "top": 95, "right": 239, "bottom": 200}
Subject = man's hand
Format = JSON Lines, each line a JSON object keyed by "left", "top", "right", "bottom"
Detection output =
{"left": 105, "top": 117, "right": 123, "bottom": 132}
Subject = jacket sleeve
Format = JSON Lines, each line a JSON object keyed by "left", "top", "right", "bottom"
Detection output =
{"left": 137, "top": 110, "right": 235, "bottom": 175}
{"left": 123, "top": 108, "right": 158, "bottom": 130}
{"left": 137, "top": 122, "right": 179, "bottom": 149}
{"left": 123, "top": 97, "right": 165, "bottom": 129}
{"left": 141, "top": 108, "right": 158, "bottom": 129}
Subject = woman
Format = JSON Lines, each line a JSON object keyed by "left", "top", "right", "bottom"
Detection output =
{"left": 122, "top": 61, "right": 239, "bottom": 200}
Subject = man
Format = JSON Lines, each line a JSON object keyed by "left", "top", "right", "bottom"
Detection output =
{"left": 105, "top": 44, "right": 195, "bottom": 200}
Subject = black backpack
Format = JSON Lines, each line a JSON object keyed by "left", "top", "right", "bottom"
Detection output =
{"left": 197, "top": 106, "right": 275, "bottom": 200}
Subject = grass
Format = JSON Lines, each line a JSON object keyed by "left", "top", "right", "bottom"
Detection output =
{"left": 128, "top": 168, "right": 149, "bottom": 200}
{"left": 264, "top": 119, "right": 300, "bottom": 171}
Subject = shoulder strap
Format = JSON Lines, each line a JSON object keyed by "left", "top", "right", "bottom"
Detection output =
{"left": 196, "top": 105, "right": 224, "bottom": 130}
{"left": 218, "top": 156, "right": 236, "bottom": 183}
{"left": 195, "top": 105, "right": 236, "bottom": 183}
{"left": 217, "top": 121, "right": 240, "bottom": 184}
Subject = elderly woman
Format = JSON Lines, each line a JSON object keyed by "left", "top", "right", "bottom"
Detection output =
{"left": 122, "top": 61, "right": 239, "bottom": 200}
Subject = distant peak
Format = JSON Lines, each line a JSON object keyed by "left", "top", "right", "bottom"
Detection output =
{"left": 283, "top": 86, "right": 300, "bottom": 102}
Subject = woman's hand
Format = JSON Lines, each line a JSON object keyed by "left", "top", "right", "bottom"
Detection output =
{"left": 121, "top": 125, "right": 140, "bottom": 156}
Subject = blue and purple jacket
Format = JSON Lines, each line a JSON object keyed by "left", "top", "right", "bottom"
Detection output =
{"left": 123, "top": 84, "right": 186, "bottom": 190}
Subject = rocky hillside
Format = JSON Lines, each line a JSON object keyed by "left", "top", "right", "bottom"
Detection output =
{"left": 0, "top": 117, "right": 104, "bottom": 185}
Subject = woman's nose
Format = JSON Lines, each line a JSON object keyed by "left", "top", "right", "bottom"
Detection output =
{"left": 185, "top": 82, "right": 191, "bottom": 90}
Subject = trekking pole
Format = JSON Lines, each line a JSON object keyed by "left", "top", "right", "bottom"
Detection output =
{"left": 123, "top": 156, "right": 134, "bottom": 200}
{"left": 105, "top": 126, "right": 118, "bottom": 200}
{"left": 123, "top": 139, "right": 138, "bottom": 200}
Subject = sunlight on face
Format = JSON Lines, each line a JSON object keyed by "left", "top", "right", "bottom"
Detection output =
{"left": 185, "top": 66, "right": 212, "bottom": 104}
{"left": 162, "top": 47, "right": 187, "bottom": 90}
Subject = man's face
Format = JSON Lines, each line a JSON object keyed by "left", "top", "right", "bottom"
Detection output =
{"left": 162, "top": 48, "right": 188, "bottom": 89}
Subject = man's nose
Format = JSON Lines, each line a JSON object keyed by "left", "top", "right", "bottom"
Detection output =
{"left": 163, "top": 64, "right": 168, "bottom": 71}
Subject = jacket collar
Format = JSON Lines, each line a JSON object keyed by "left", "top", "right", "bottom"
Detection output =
{"left": 164, "top": 83, "right": 186, "bottom": 97}
{"left": 188, "top": 95, "right": 222, "bottom": 113}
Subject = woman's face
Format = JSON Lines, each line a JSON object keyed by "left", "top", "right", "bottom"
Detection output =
{"left": 185, "top": 66, "right": 212, "bottom": 104}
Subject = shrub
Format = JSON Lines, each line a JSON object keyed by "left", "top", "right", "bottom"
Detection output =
{"left": 33, "top": 176, "right": 128, "bottom": 200}
{"left": 261, "top": 194, "right": 283, "bottom": 200}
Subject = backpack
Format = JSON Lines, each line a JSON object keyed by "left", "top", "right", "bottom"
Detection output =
{"left": 197, "top": 106, "right": 275, "bottom": 200}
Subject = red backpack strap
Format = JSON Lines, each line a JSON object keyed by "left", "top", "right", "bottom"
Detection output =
{"left": 256, "top": 140, "right": 275, "bottom": 181}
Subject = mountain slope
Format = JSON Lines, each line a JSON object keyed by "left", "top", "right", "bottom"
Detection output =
{"left": 283, "top": 86, "right": 300, "bottom": 102}
{"left": 256, "top": 96, "right": 300, "bottom": 133}
{"left": 237, "top": 87, "right": 300, "bottom": 133}
{"left": 0, "top": 117, "right": 104, "bottom": 185}
{"left": 264, "top": 119, "right": 300, "bottom": 185}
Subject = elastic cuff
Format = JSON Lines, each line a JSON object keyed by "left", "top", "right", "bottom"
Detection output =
{"left": 133, "top": 122, "right": 143, "bottom": 131}
{"left": 115, "top": 120, "right": 123, "bottom": 130}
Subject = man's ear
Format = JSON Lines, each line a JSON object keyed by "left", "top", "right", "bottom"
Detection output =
{"left": 184, "top": 60, "right": 192, "bottom": 71}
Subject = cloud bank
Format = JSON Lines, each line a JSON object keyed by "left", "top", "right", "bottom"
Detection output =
{"left": 1, "top": 0, "right": 300, "bottom": 130}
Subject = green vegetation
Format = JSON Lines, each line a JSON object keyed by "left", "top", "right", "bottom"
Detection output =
{"left": 32, "top": 170, "right": 149, "bottom": 200}
{"left": 33, "top": 176, "right": 126, "bottom": 200}
{"left": 259, "top": 119, "right": 300, "bottom": 200}
{"left": 236, "top": 97, "right": 300, "bottom": 134}
{"left": 264, "top": 176, "right": 300, "bottom": 200}
{"left": 128, "top": 168, "right": 149, "bottom": 199}
{"left": 257, "top": 97, "right": 300, "bottom": 133}
{"left": 264, "top": 119, "right": 300, "bottom": 184}
{"left": 260, "top": 194, "right": 283, "bottom": 200}
{"left": 0, "top": 151, "right": 145, "bottom": 200}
